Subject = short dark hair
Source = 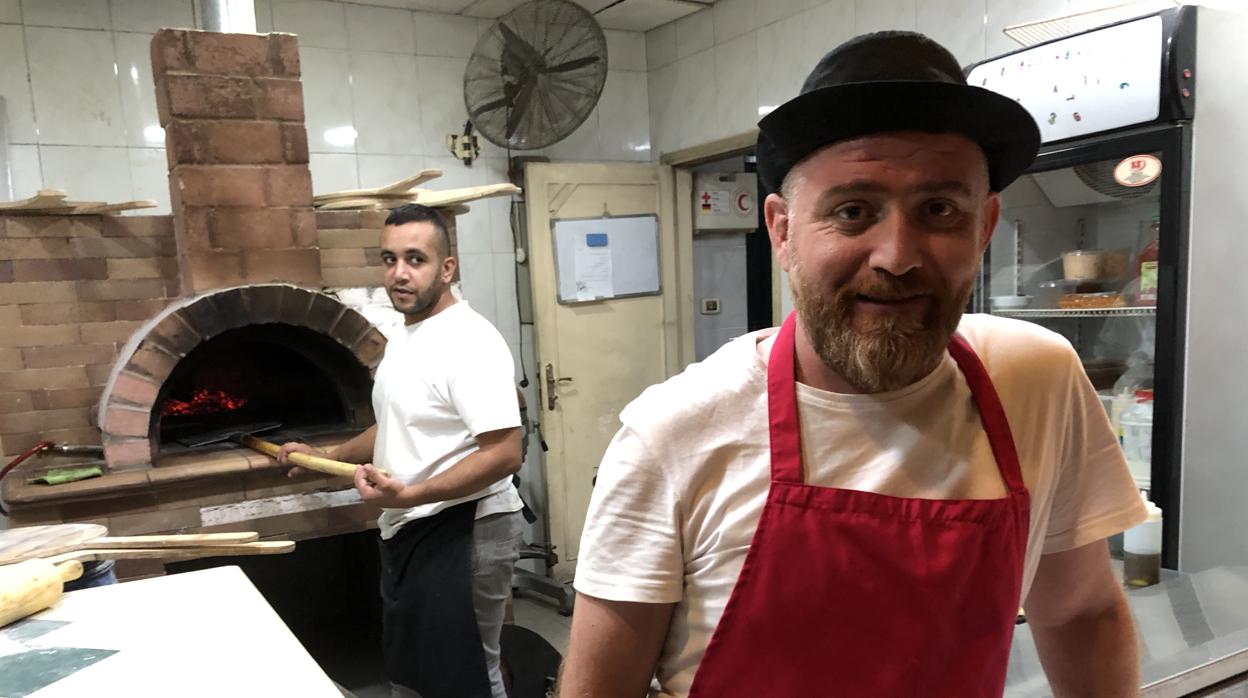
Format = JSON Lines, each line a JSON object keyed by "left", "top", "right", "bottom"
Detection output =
{"left": 384, "top": 204, "right": 451, "bottom": 259}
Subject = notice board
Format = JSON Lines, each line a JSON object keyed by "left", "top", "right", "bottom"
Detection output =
{"left": 552, "top": 214, "right": 660, "bottom": 304}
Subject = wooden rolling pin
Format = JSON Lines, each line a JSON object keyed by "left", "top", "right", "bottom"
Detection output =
{"left": 240, "top": 435, "right": 391, "bottom": 478}
{"left": 0, "top": 558, "right": 83, "bottom": 627}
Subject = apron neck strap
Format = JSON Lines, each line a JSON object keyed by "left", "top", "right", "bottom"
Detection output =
{"left": 767, "top": 314, "right": 1027, "bottom": 494}
{"left": 767, "top": 313, "right": 804, "bottom": 484}
{"left": 946, "top": 334, "right": 1027, "bottom": 494}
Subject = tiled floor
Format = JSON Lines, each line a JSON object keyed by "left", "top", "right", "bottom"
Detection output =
{"left": 512, "top": 591, "right": 573, "bottom": 654}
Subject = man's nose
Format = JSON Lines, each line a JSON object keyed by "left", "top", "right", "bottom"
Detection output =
{"left": 389, "top": 260, "right": 411, "bottom": 282}
{"left": 867, "top": 211, "right": 923, "bottom": 278}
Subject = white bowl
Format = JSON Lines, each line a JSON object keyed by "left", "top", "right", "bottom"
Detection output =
{"left": 991, "top": 295, "right": 1032, "bottom": 310}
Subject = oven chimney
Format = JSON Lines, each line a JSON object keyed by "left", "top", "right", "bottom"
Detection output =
{"left": 151, "top": 27, "right": 319, "bottom": 294}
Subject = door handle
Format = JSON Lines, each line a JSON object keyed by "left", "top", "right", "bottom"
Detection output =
{"left": 544, "top": 363, "right": 573, "bottom": 410}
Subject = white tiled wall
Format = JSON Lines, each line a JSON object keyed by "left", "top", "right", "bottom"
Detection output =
{"left": 0, "top": 0, "right": 649, "bottom": 363}
{"left": 643, "top": 0, "right": 1142, "bottom": 157}
{"left": 0, "top": 0, "right": 197, "bottom": 207}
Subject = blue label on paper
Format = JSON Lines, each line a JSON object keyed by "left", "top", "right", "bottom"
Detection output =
{"left": 586, "top": 233, "right": 609, "bottom": 247}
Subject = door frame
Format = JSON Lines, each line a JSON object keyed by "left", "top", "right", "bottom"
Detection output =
{"left": 522, "top": 137, "right": 772, "bottom": 581}
{"left": 523, "top": 162, "right": 693, "bottom": 579}
{"left": 665, "top": 130, "right": 787, "bottom": 328}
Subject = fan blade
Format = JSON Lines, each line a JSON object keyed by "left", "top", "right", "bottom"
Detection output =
{"left": 505, "top": 78, "right": 538, "bottom": 140}
{"left": 470, "top": 96, "right": 511, "bottom": 119}
{"left": 542, "top": 55, "right": 600, "bottom": 74}
{"left": 499, "top": 23, "right": 545, "bottom": 71}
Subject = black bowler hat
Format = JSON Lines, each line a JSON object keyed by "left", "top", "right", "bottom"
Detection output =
{"left": 757, "top": 31, "right": 1040, "bottom": 194}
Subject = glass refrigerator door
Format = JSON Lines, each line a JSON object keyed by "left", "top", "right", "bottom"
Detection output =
{"left": 985, "top": 145, "right": 1169, "bottom": 495}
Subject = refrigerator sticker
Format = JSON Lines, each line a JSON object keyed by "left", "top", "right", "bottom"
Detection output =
{"left": 1113, "top": 154, "right": 1162, "bottom": 187}
{"left": 699, "top": 190, "right": 730, "bottom": 214}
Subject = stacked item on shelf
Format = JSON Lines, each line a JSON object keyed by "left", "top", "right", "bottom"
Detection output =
{"left": 312, "top": 170, "right": 520, "bottom": 213}
{"left": 0, "top": 189, "right": 156, "bottom": 216}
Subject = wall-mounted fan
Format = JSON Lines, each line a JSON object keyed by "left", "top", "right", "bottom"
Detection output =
{"left": 464, "top": 0, "right": 608, "bottom": 151}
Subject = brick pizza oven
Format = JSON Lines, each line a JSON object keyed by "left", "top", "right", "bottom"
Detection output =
{"left": 0, "top": 29, "right": 463, "bottom": 547}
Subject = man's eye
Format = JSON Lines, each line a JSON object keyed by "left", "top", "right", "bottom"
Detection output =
{"left": 927, "top": 201, "right": 957, "bottom": 217}
{"left": 833, "top": 203, "right": 870, "bottom": 221}
{"left": 381, "top": 257, "right": 395, "bottom": 266}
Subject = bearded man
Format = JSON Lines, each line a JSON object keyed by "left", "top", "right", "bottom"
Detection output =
{"left": 559, "top": 32, "right": 1147, "bottom": 698}
{"left": 278, "top": 203, "right": 525, "bottom": 698}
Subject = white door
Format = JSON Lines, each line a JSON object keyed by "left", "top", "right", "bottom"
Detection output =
{"left": 524, "top": 162, "right": 692, "bottom": 580}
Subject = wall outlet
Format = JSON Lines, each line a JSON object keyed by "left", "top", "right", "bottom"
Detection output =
{"left": 700, "top": 298, "right": 721, "bottom": 315}
{"left": 446, "top": 133, "right": 480, "bottom": 165}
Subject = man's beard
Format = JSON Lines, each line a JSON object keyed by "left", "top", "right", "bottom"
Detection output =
{"left": 790, "top": 260, "right": 972, "bottom": 393}
{"left": 390, "top": 275, "right": 444, "bottom": 318}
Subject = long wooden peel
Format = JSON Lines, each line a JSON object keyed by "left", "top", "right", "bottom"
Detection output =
{"left": 312, "top": 169, "right": 445, "bottom": 204}
{"left": 0, "top": 188, "right": 69, "bottom": 211}
{"left": 412, "top": 183, "right": 521, "bottom": 208}
{"left": 69, "top": 199, "right": 158, "bottom": 215}
{"left": 315, "top": 196, "right": 415, "bottom": 211}
{"left": 86, "top": 532, "right": 259, "bottom": 550}
{"left": 239, "top": 434, "right": 390, "bottom": 478}
{"left": 43, "top": 540, "right": 296, "bottom": 565}
{"left": 0, "top": 526, "right": 262, "bottom": 566}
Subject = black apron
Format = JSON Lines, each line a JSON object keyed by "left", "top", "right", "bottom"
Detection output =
{"left": 379, "top": 499, "right": 490, "bottom": 698}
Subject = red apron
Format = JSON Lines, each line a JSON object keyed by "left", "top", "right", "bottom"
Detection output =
{"left": 687, "top": 313, "right": 1030, "bottom": 697}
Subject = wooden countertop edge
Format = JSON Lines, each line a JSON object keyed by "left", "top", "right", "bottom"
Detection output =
{"left": 1, "top": 437, "right": 352, "bottom": 508}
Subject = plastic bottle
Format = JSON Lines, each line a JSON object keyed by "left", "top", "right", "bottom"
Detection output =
{"left": 1120, "top": 389, "right": 1154, "bottom": 490}
{"left": 1137, "top": 216, "right": 1160, "bottom": 306}
{"left": 1111, "top": 352, "right": 1153, "bottom": 440}
{"left": 1124, "top": 495, "right": 1163, "bottom": 588}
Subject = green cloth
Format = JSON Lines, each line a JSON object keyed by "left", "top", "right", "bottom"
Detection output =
{"left": 31, "top": 466, "right": 104, "bottom": 485}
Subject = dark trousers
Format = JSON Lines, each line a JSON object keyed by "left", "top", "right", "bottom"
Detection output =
{"left": 379, "top": 500, "right": 490, "bottom": 698}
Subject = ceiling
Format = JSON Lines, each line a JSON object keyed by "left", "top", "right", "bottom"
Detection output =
{"left": 347, "top": 0, "right": 715, "bottom": 32}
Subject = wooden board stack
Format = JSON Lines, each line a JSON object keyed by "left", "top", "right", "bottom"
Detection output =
{"left": 0, "top": 189, "right": 157, "bottom": 216}
{"left": 0, "top": 524, "right": 295, "bottom": 627}
{"left": 312, "top": 170, "right": 521, "bottom": 212}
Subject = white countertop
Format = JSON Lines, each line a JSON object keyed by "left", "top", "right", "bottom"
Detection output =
{"left": 0, "top": 566, "right": 342, "bottom": 698}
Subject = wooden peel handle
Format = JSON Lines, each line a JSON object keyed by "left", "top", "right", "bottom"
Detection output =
{"left": 240, "top": 435, "right": 390, "bottom": 478}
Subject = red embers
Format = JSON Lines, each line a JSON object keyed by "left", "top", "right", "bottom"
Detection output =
{"left": 161, "top": 388, "right": 249, "bottom": 417}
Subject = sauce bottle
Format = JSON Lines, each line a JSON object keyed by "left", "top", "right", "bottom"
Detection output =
{"left": 1124, "top": 494, "right": 1163, "bottom": 588}
{"left": 1137, "top": 216, "right": 1160, "bottom": 306}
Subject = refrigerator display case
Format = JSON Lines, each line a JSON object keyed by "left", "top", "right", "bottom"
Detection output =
{"left": 967, "top": 7, "right": 1195, "bottom": 568}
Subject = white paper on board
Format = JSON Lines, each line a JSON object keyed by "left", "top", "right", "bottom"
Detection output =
{"left": 574, "top": 236, "right": 614, "bottom": 301}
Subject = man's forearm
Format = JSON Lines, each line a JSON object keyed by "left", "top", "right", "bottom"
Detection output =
{"left": 329, "top": 425, "right": 377, "bottom": 464}
{"left": 1031, "top": 589, "right": 1139, "bottom": 697}
{"left": 396, "top": 429, "right": 522, "bottom": 508}
{"left": 398, "top": 449, "right": 519, "bottom": 507}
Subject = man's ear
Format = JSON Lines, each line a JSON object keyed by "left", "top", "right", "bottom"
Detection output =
{"left": 441, "top": 255, "right": 457, "bottom": 283}
{"left": 980, "top": 192, "right": 1001, "bottom": 255}
{"left": 764, "top": 193, "right": 793, "bottom": 272}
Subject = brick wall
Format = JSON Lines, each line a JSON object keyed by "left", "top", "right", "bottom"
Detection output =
{"left": 151, "top": 28, "right": 318, "bottom": 294}
{"left": 0, "top": 215, "right": 177, "bottom": 461}
{"left": 315, "top": 209, "right": 460, "bottom": 289}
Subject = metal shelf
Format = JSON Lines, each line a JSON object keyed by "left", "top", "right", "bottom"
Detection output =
{"left": 993, "top": 306, "right": 1157, "bottom": 319}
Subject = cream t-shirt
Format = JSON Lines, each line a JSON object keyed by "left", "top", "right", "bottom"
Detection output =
{"left": 575, "top": 314, "right": 1148, "bottom": 698}
{"left": 372, "top": 301, "right": 522, "bottom": 539}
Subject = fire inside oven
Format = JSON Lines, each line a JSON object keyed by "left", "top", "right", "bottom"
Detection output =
{"left": 154, "top": 324, "right": 373, "bottom": 450}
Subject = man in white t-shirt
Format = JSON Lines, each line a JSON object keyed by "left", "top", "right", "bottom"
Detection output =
{"left": 560, "top": 32, "right": 1148, "bottom": 697}
{"left": 278, "top": 204, "right": 524, "bottom": 698}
